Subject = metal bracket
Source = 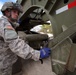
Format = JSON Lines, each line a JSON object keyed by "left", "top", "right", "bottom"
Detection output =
{"left": 49, "top": 23, "right": 76, "bottom": 49}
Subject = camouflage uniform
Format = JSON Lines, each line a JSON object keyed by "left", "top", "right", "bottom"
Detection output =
{"left": 0, "top": 16, "right": 40, "bottom": 75}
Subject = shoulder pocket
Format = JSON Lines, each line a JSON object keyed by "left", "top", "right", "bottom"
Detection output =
{"left": 4, "top": 26, "right": 17, "bottom": 40}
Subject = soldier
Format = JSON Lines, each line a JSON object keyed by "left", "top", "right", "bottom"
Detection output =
{"left": 0, "top": 2, "right": 51, "bottom": 75}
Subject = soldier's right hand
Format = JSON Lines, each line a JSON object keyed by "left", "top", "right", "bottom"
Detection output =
{"left": 40, "top": 47, "right": 51, "bottom": 59}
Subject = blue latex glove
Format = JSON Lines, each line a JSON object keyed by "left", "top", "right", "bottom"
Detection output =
{"left": 40, "top": 47, "right": 51, "bottom": 59}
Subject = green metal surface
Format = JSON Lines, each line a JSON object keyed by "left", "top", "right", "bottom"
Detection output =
{"left": 66, "top": 43, "right": 76, "bottom": 72}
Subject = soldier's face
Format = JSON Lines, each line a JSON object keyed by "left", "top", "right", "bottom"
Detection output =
{"left": 11, "top": 9, "right": 19, "bottom": 21}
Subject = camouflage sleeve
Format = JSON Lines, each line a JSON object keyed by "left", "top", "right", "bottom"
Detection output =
{"left": 0, "top": 19, "right": 40, "bottom": 61}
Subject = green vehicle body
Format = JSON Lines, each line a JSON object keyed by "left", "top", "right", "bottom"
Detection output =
{"left": 13, "top": 0, "right": 76, "bottom": 75}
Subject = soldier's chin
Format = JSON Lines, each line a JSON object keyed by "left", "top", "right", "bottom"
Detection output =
{"left": 11, "top": 18, "right": 18, "bottom": 22}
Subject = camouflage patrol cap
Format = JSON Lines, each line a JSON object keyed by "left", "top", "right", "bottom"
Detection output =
{"left": 1, "top": 2, "right": 23, "bottom": 13}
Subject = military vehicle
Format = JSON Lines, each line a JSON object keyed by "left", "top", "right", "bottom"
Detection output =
{"left": 12, "top": 0, "right": 76, "bottom": 75}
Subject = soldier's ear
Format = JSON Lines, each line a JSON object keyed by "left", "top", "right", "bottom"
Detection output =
{"left": 4, "top": 10, "right": 10, "bottom": 16}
